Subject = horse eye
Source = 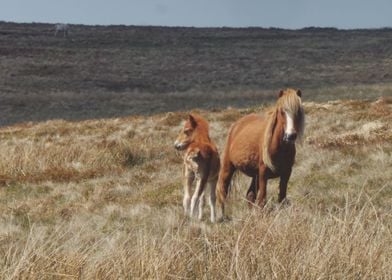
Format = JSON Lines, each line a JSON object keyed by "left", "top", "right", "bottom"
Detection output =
{"left": 184, "top": 129, "right": 192, "bottom": 136}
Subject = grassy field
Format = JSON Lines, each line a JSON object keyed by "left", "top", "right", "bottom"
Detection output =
{"left": 1, "top": 21, "right": 392, "bottom": 278}
{"left": 0, "top": 96, "right": 391, "bottom": 279}
{"left": 1, "top": 22, "right": 392, "bottom": 126}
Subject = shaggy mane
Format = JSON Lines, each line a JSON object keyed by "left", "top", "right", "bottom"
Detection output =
{"left": 262, "top": 89, "right": 305, "bottom": 171}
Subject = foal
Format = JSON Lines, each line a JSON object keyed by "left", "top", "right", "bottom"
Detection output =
{"left": 174, "top": 114, "right": 220, "bottom": 222}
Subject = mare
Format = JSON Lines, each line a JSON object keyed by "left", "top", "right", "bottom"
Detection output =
{"left": 217, "top": 88, "right": 305, "bottom": 217}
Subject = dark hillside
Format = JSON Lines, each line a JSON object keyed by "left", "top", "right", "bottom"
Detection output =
{"left": 1, "top": 21, "right": 392, "bottom": 125}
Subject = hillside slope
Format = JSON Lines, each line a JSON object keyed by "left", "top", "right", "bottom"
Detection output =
{"left": 1, "top": 22, "right": 392, "bottom": 125}
{"left": 0, "top": 98, "right": 391, "bottom": 278}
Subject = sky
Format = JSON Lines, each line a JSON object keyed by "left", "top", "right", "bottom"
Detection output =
{"left": 1, "top": 0, "right": 392, "bottom": 29}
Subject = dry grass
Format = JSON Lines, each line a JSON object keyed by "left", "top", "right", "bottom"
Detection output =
{"left": 0, "top": 98, "right": 391, "bottom": 279}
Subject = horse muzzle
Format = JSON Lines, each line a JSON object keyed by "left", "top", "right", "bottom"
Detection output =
{"left": 174, "top": 141, "right": 186, "bottom": 150}
{"left": 283, "top": 133, "right": 297, "bottom": 143}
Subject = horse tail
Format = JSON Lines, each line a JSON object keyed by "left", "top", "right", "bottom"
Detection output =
{"left": 262, "top": 110, "right": 277, "bottom": 172}
{"left": 216, "top": 124, "right": 234, "bottom": 205}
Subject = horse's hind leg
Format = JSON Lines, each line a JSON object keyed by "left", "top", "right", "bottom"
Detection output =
{"left": 256, "top": 166, "right": 268, "bottom": 208}
{"left": 246, "top": 176, "right": 257, "bottom": 207}
{"left": 216, "top": 161, "right": 235, "bottom": 219}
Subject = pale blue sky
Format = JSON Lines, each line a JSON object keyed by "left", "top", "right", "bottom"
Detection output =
{"left": 1, "top": 0, "right": 391, "bottom": 29}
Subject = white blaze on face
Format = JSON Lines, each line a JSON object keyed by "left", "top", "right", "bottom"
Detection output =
{"left": 285, "top": 111, "right": 296, "bottom": 135}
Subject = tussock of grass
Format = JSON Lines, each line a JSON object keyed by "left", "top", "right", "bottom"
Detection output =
{"left": 305, "top": 99, "right": 392, "bottom": 148}
{"left": 215, "top": 108, "right": 243, "bottom": 123}
{"left": 0, "top": 99, "right": 391, "bottom": 278}
{"left": 0, "top": 120, "right": 158, "bottom": 183}
{"left": 159, "top": 112, "right": 188, "bottom": 127}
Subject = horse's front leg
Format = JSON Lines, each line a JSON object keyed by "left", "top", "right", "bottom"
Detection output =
{"left": 278, "top": 168, "right": 292, "bottom": 204}
{"left": 183, "top": 167, "right": 195, "bottom": 216}
{"left": 190, "top": 176, "right": 208, "bottom": 220}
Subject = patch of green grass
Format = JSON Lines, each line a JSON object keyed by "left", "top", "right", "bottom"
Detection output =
{"left": 140, "top": 183, "right": 181, "bottom": 207}
{"left": 82, "top": 184, "right": 95, "bottom": 200}
{"left": 298, "top": 173, "right": 351, "bottom": 191}
{"left": 1, "top": 183, "right": 53, "bottom": 201}
{"left": 10, "top": 205, "right": 31, "bottom": 230}
{"left": 111, "top": 146, "right": 146, "bottom": 168}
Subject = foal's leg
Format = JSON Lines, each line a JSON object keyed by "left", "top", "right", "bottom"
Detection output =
{"left": 246, "top": 176, "right": 257, "bottom": 206}
{"left": 190, "top": 177, "right": 207, "bottom": 219}
{"left": 278, "top": 168, "right": 292, "bottom": 204}
{"left": 183, "top": 168, "right": 194, "bottom": 216}
{"left": 198, "top": 192, "right": 205, "bottom": 220}
{"left": 208, "top": 178, "right": 217, "bottom": 223}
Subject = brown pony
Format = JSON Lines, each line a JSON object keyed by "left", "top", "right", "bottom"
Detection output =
{"left": 217, "top": 88, "right": 305, "bottom": 217}
{"left": 174, "top": 114, "right": 220, "bottom": 222}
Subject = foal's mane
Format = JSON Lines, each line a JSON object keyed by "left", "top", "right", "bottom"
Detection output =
{"left": 262, "top": 90, "right": 305, "bottom": 171}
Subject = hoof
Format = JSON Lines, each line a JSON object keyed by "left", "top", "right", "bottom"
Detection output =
{"left": 246, "top": 191, "right": 256, "bottom": 203}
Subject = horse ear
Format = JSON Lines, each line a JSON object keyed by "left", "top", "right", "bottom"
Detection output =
{"left": 188, "top": 114, "right": 197, "bottom": 128}
{"left": 278, "top": 90, "right": 284, "bottom": 98}
{"left": 296, "top": 89, "right": 302, "bottom": 97}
